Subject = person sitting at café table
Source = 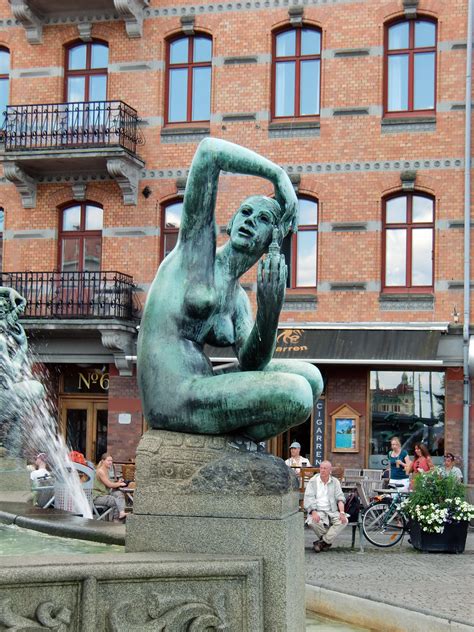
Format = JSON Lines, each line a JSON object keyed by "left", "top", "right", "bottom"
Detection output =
{"left": 304, "top": 460, "right": 347, "bottom": 553}
{"left": 285, "top": 441, "right": 311, "bottom": 474}
{"left": 29, "top": 452, "right": 51, "bottom": 482}
{"left": 439, "top": 452, "right": 463, "bottom": 481}
{"left": 93, "top": 453, "right": 127, "bottom": 522}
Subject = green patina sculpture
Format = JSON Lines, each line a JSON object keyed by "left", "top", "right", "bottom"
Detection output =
{"left": 137, "top": 138, "right": 323, "bottom": 441}
{"left": 0, "top": 287, "right": 44, "bottom": 448}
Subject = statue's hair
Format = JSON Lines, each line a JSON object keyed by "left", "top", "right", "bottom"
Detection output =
{"left": 226, "top": 195, "right": 287, "bottom": 245}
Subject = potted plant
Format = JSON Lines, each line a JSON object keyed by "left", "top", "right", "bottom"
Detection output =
{"left": 400, "top": 469, "right": 474, "bottom": 553}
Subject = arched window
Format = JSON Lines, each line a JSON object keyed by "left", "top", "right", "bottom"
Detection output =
{"left": 383, "top": 193, "right": 434, "bottom": 290}
{"left": 384, "top": 19, "right": 436, "bottom": 114}
{"left": 161, "top": 199, "right": 183, "bottom": 259}
{"left": 282, "top": 196, "right": 318, "bottom": 288}
{"left": 59, "top": 202, "right": 103, "bottom": 272}
{"left": 0, "top": 47, "right": 10, "bottom": 127}
{"left": 272, "top": 27, "right": 321, "bottom": 119}
{"left": 65, "top": 41, "right": 109, "bottom": 103}
{"left": 166, "top": 34, "right": 212, "bottom": 123}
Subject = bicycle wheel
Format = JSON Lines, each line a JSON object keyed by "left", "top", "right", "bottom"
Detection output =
{"left": 362, "top": 500, "right": 406, "bottom": 547}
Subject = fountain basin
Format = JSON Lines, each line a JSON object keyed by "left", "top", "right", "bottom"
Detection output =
{"left": 0, "top": 524, "right": 124, "bottom": 556}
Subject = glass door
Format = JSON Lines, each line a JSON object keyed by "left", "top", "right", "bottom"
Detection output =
{"left": 60, "top": 398, "right": 108, "bottom": 463}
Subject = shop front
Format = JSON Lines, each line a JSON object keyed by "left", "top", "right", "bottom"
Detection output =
{"left": 59, "top": 366, "right": 109, "bottom": 464}
{"left": 208, "top": 324, "right": 465, "bottom": 471}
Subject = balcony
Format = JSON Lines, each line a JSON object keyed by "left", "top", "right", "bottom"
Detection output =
{"left": 0, "top": 270, "right": 137, "bottom": 320}
{"left": 1, "top": 100, "right": 145, "bottom": 207}
{"left": 9, "top": 1, "right": 150, "bottom": 42}
{"left": 0, "top": 270, "right": 139, "bottom": 374}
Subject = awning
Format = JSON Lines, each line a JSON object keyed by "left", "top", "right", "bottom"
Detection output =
{"left": 206, "top": 328, "right": 444, "bottom": 365}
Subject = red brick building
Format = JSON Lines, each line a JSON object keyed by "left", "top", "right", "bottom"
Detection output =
{"left": 0, "top": 0, "right": 472, "bottom": 479}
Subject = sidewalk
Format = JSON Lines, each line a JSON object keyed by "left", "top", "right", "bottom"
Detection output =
{"left": 304, "top": 525, "right": 474, "bottom": 631}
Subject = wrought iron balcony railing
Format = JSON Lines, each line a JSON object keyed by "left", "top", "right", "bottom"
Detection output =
{"left": 3, "top": 101, "right": 140, "bottom": 154}
{"left": 0, "top": 271, "right": 137, "bottom": 320}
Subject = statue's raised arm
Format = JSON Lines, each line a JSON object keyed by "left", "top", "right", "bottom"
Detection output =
{"left": 180, "top": 138, "right": 298, "bottom": 245}
{"left": 137, "top": 139, "right": 323, "bottom": 442}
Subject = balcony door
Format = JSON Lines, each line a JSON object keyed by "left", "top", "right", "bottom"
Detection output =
{"left": 60, "top": 399, "right": 108, "bottom": 464}
{"left": 57, "top": 202, "right": 103, "bottom": 316}
{"left": 64, "top": 41, "right": 109, "bottom": 143}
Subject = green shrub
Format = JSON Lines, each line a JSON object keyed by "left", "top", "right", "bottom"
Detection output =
{"left": 400, "top": 470, "right": 474, "bottom": 533}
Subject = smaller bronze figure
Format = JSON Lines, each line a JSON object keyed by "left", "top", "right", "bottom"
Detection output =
{"left": 0, "top": 286, "right": 44, "bottom": 444}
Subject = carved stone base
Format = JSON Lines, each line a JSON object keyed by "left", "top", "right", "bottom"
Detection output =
{"left": 126, "top": 429, "right": 305, "bottom": 632}
{"left": 0, "top": 553, "right": 262, "bottom": 632}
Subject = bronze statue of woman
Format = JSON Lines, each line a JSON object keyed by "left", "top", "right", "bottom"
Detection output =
{"left": 137, "top": 138, "right": 323, "bottom": 441}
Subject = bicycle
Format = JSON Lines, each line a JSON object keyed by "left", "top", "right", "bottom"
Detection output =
{"left": 361, "top": 487, "right": 410, "bottom": 547}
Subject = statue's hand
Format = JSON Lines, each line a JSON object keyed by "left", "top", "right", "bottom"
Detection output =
{"left": 257, "top": 250, "right": 287, "bottom": 323}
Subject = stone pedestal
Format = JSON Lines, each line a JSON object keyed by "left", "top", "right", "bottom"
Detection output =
{"left": 126, "top": 429, "right": 305, "bottom": 632}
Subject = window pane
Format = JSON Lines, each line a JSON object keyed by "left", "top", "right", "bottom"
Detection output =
{"left": 301, "top": 29, "right": 321, "bottom": 56}
{"left": 0, "top": 208, "right": 3, "bottom": 231}
{"left": 62, "top": 206, "right": 81, "bottom": 231}
{"left": 415, "top": 21, "right": 436, "bottom": 48}
{"left": 296, "top": 230, "right": 317, "bottom": 286}
{"left": 281, "top": 233, "right": 292, "bottom": 288}
{"left": 89, "top": 75, "right": 107, "bottom": 101}
{"left": 67, "top": 76, "right": 86, "bottom": 102}
{"left": 300, "top": 59, "right": 320, "bottom": 115}
{"left": 170, "top": 38, "right": 188, "bottom": 64}
{"left": 61, "top": 238, "right": 80, "bottom": 271}
{"left": 194, "top": 37, "right": 212, "bottom": 62}
{"left": 414, "top": 52, "right": 435, "bottom": 110}
{"left": 192, "top": 66, "right": 211, "bottom": 121}
{"left": 369, "top": 370, "right": 445, "bottom": 469}
{"left": 385, "top": 229, "right": 406, "bottom": 286}
{"left": 164, "top": 233, "right": 178, "bottom": 257}
{"left": 83, "top": 237, "right": 101, "bottom": 272}
{"left": 388, "top": 22, "right": 409, "bottom": 50}
{"left": 85, "top": 205, "right": 103, "bottom": 230}
{"left": 165, "top": 202, "right": 183, "bottom": 228}
{"left": 0, "top": 49, "right": 9, "bottom": 74}
{"left": 168, "top": 68, "right": 188, "bottom": 122}
{"left": 298, "top": 198, "right": 318, "bottom": 225}
{"left": 275, "top": 61, "right": 295, "bottom": 116}
{"left": 69, "top": 45, "right": 87, "bottom": 70}
{"left": 412, "top": 228, "right": 433, "bottom": 285}
{"left": 276, "top": 30, "right": 296, "bottom": 57}
{"left": 91, "top": 43, "right": 108, "bottom": 69}
{"left": 412, "top": 196, "right": 433, "bottom": 223}
{"left": 387, "top": 55, "right": 408, "bottom": 111}
{"left": 0, "top": 78, "right": 8, "bottom": 118}
{"left": 386, "top": 197, "right": 407, "bottom": 223}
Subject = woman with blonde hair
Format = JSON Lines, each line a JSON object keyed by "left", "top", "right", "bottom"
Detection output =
{"left": 388, "top": 436, "right": 410, "bottom": 491}
{"left": 92, "top": 453, "right": 127, "bottom": 522}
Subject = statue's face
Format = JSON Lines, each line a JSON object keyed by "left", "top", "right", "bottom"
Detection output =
{"left": 0, "top": 296, "right": 10, "bottom": 320}
{"left": 229, "top": 200, "right": 276, "bottom": 255}
{"left": 0, "top": 289, "right": 26, "bottom": 322}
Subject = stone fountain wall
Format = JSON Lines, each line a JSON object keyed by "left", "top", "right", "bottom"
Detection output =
{"left": 0, "top": 552, "right": 262, "bottom": 631}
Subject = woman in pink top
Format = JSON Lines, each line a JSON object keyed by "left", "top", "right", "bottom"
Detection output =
{"left": 407, "top": 443, "right": 433, "bottom": 487}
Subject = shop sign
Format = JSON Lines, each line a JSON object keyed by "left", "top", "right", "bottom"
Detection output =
{"left": 275, "top": 329, "right": 308, "bottom": 353}
{"left": 63, "top": 368, "right": 109, "bottom": 394}
{"left": 313, "top": 398, "right": 325, "bottom": 466}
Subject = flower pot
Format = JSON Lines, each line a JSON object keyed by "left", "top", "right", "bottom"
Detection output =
{"left": 409, "top": 519, "right": 468, "bottom": 553}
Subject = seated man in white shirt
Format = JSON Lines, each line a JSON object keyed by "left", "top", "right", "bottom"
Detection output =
{"left": 284, "top": 441, "right": 311, "bottom": 475}
{"left": 304, "top": 460, "right": 348, "bottom": 552}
